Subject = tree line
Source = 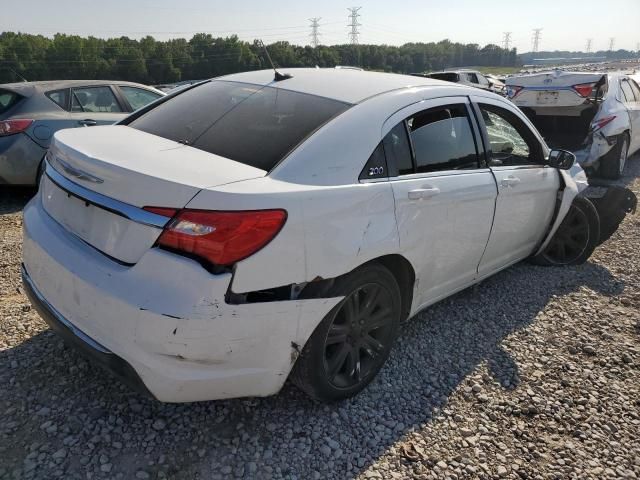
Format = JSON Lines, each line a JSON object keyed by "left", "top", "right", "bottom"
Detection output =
{"left": 0, "top": 32, "right": 519, "bottom": 84}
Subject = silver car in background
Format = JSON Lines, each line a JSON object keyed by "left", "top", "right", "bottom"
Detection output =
{"left": 0, "top": 80, "right": 164, "bottom": 185}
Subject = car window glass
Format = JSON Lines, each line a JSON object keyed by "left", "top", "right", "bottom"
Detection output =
{"left": 620, "top": 80, "right": 635, "bottom": 103}
{"left": 120, "top": 86, "right": 161, "bottom": 111}
{"left": 382, "top": 122, "right": 413, "bottom": 176}
{"left": 71, "top": 86, "right": 122, "bottom": 113}
{"left": 479, "top": 104, "right": 540, "bottom": 167}
{"left": 0, "top": 90, "right": 21, "bottom": 114}
{"left": 477, "top": 74, "right": 490, "bottom": 86}
{"left": 406, "top": 104, "right": 478, "bottom": 173}
{"left": 130, "top": 81, "right": 350, "bottom": 171}
{"left": 629, "top": 80, "right": 640, "bottom": 101}
{"left": 46, "top": 89, "right": 69, "bottom": 110}
{"left": 466, "top": 73, "right": 479, "bottom": 83}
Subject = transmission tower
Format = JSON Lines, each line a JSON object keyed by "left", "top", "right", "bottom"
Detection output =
{"left": 586, "top": 38, "right": 592, "bottom": 53}
{"left": 609, "top": 37, "right": 615, "bottom": 51}
{"left": 502, "top": 32, "right": 512, "bottom": 50}
{"left": 309, "top": 17, "right": 321, "bottom": 48}
{"left": 347, "top": 7, "right": 362, "bottom": 45}
{"left": 532, "top": 28, "right": 542, "bottom": 53}
{"left": 637, "top": 42, "right": 640, "bottom": 53}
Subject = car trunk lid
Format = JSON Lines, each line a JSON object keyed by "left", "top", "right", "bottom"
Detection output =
{"left": 42, "top": 125, "right": 265, "bottom": 264}
{"left": 507, "top": 71, "right": 606, "bottom": 108}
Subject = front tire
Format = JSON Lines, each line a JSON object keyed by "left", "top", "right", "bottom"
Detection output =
{"left": 599, "top": 133, "right": 629, "bottom": 180}
{"left": 291, "top": 263, "right": 401, "bottom": 402}
{"left": 530, "top": 196, "right": 600, "bottom": 266}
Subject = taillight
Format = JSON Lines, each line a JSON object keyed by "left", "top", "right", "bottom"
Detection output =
{"left": 590, "top": 115, "right": 616, "bottom": 132}
{"left": 143, "top": 208, "right": 287, "bottom": 267}
{"left": 506, "top": 86, "right": 523, "bottom": 98}
{"left": 0, "top": 119, "right": 33, "bottom": 136}
{"left": 572, "top": 83, "right": 595, "bottom": 98}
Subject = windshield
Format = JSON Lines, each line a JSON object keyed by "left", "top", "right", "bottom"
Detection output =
{"left": 427, "top": 73, "right": 460, "bottom": 82}
{"left": 129, "top": 81, "right": 350, "bottom": 171}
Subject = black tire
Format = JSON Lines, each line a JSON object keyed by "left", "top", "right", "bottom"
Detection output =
{"left": 599, "top": 133, "right": 629, "bottom": 180}
{"left": 530, "top": 196, "right": 600, "bottom": 266}
{"left": 291, "top": 263, "right": 402, "bottom": 402}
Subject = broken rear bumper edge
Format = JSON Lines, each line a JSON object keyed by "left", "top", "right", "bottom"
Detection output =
{"left": 21, "top": 264, "right": 156, "bottom": 400}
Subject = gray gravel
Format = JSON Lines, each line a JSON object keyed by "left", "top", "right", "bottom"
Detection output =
{"left": 2, "top": 158, "right": 640, "bottom": 480}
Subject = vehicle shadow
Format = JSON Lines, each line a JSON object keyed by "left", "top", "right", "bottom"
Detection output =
{"left": 0, "top": 186, "right": 35, "bottom": 215}
{"left": 0, "top": 259, "right": 626, "bottom": 479}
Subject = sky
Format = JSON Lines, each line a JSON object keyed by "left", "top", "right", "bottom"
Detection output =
{"left": 2, "top": 0, "right": 639, "bottom": 53}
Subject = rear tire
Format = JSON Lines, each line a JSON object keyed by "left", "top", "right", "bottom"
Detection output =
{"left": 530, "top": 196, "right": 600, "bottom": 266}
{"left": 599, "top": 133, "right": 629, "bottom": 180}
{"left": 291, "top": 263, "right": 401, "bottom": 402}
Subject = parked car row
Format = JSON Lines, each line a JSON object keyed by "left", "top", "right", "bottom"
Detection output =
{"left": 19, "top": 68, "right": 636, "bottom": 403}
{"left": 0, "top": 80, "right": 164, "bottom": 185}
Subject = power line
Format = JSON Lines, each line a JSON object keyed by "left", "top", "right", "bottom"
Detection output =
{"left": 502, "top": 32, "right": 512, "bottom": 50}
{"left": 532, "top": 28, "right": 542, "bottom": 53}
{"left": 586, "top": 38, "right": 592, "bottom": 53}
{"left": 309, "top": 18, "right": 321, "bottom": 48}
{"left": 347, "top": 7, "right": 362, "bottom": 45}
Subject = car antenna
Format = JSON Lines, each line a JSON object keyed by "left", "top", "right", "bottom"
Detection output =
{"left": 258, "top": 39, "right": 292, "bottom": 82}
{"left": 8, "top": 67, "right": 29, "bottom": 82}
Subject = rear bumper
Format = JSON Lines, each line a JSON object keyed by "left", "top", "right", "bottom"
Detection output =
{"left": 22, "top": 265, "right": 154, "bottom": 398}
{"left": 0, "top": 133, "right": 46, "bottom": 185}
{"left": 22, "top": 193, "right": 341, "bottom": 402}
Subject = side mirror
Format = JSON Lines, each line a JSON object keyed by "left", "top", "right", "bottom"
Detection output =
{"left": 547, "top": 149, "right": 576, "bottom": 170}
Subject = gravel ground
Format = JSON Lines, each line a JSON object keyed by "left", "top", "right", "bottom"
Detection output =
{"left": 1, "top": 159, "right": 640, "bottom": 480}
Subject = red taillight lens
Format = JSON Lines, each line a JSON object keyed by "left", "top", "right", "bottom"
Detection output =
{"left": 572, "top": 83, "right": 595, "bottom": 98}
{"left": 144, "top": 208, "right": 287, "bottom": 267}
{"left": 506, "top": 86, "right": 523, "bottom": 98}
{"left": 590, "top": 115, "right": 616, "bottom": 132}
{"left": 0, "top": 119, "right": 33, "bottom": 136}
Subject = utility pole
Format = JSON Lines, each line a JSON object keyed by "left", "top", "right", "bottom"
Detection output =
{"left": 347, "top": 7, "right": 362, "bottom": 45}
{"left": 608, "top": 37, "right": 615, "bottom": 51}
{"left": 532, "top": 28, "right": 542, "bottom": 53}
{"left": 502, "top": 32, "right": 512, "bottom": 50}
{"left": 586, "top": 38, "right": 592, "bottom": 53}
{"left": 637, "top": 42, "right": 640, "bottom": 53}
{"left": 309, "top": 17, "right": 321, "bottom": 48}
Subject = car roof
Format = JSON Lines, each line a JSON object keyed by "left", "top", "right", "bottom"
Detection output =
{"left": 216, "top": 68, "right": 466, "bottom": 104}
{"left": 0, "top": 80, "right": 160, "bottom": 98}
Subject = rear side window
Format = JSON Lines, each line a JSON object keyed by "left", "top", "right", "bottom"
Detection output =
{"left": 407, "top": 104, "right": 479, "bottom": 173}
{"left": 629, "top": 80, "right": 640, "bottom": 101}
{"left": 383, "top": 123, "right": 413, "bottom": 176}
{"left": 46, "top": 89, "right": 69, "bottom": 110}
{"left": 129, "top": 81, "right": 350, "bottom": 171}
{"left": 0, "top": 90, "right": 22, "bottom": 115}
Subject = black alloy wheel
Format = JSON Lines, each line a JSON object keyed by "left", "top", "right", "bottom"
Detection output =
{"left": 323, "top": 283, "right": 395, "bottom": 389}
{"left": 291, "top": 263, "right": 401, "bottom": 402}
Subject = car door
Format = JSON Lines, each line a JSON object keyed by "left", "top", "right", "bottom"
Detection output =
{"left": 621, "top": 78, "right": 640, "bottom": 154}
{"left": 384, "top": 97, "right": 497, "bottom": 308}
{"left": 472, "top": 96, "right": 560, "bottom": 277}
{"left": 69, "top": 85, "right": 128, "bottom": 127}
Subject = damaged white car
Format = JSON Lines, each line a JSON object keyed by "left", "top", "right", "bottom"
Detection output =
{"left": 22, "top": 69, "right": 634, "bottom": 403}
{"left": 506, "top": 70, "right": 640, "bottom": 179}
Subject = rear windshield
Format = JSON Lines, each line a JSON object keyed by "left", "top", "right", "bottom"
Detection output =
{"left": 428, "top": 73, "right": 460, "bottom": 82}
{"left": 129, "top": 81, "right": 350, "bottom": 171}
{"left": 0, "top": 90, "right": 22, "bottom": 115}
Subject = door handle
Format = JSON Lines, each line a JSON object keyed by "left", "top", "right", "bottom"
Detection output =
{"left": 78, "top": 119, "right": 97, "bottom": 127}
{"left": 500, "top": 175, "right": 521, "bottom": 187}
{"left": 408, "top": 186, "right": 440, "bottom": 200}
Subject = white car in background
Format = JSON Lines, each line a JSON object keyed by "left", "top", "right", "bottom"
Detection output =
{"left": 506, "top": 70, "right": 640, "bottom": 179}
{"left": 21, "top": 69, "right": 629, "bottom": 403}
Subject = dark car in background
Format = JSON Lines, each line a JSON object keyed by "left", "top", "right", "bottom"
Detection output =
{"left": 0, "top": 80, "right": 164, "bottom": 185}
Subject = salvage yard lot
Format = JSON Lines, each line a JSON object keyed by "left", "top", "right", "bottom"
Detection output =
{"left": 1, "top": 160, "right": 640, "bottom": 480}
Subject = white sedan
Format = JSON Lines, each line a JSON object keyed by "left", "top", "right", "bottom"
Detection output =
{"left": 23, "top": 68, "right": 605, "bottom": 403}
